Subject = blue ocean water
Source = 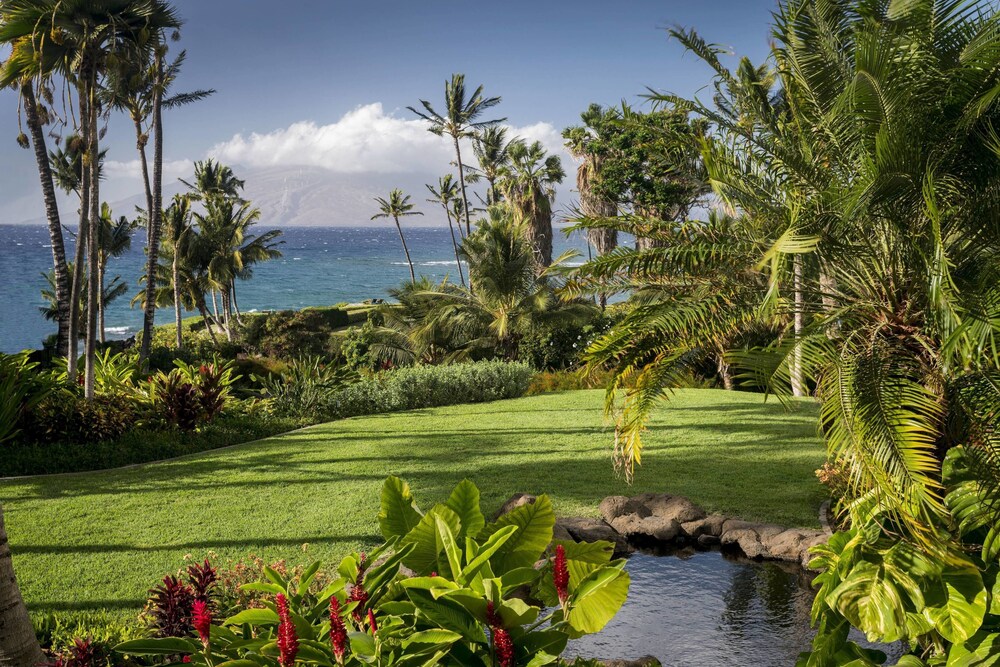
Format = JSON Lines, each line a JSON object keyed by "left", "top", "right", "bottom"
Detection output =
{"left": 0, "top": 224, "right": 591, "bottom": 353}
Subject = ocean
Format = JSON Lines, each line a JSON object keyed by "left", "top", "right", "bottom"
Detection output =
{"left": 0, "top": 224, "right": 591, "bottom": 353}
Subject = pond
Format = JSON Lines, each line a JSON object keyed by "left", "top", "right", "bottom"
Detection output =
{"left": 567, "top": 547, "right": 901, "bottom": 666}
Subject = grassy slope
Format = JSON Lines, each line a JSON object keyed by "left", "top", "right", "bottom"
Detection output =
{"left": 2, "top": 388, "right": 825, "bottom": 618}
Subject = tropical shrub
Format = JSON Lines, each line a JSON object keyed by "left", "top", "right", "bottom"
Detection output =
{"left": 323, "top": 361, "right": 533, "bottom": 419}
{"left": 242, "top": 309, "right": 350, "bottom": 359}
{"left": 254, "top": 357, "right": 358, "bottom": 419}
{"left": 146, "top": 359, "right": 240, "bottom": 430}
{"left": 526, "top": 368, "right": 616, "bottom": 395}
{"left": 34, "top": 611, "right": 146, "bottom": 667}
{"left": 116, "top": 477, "right": 630, "bottom": 666}
{"left": 519, "top": 315, "right": 615, "bottom": 371}
{"left": 0, "top": 352, "right": 60, "bottom": 444}
{"left": 24, "top": 394, "right": 138, "bottom": 444}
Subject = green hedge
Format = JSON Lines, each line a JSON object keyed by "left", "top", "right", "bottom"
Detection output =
{"left": 323, "top": 360, "right": 533, "bottom": 419}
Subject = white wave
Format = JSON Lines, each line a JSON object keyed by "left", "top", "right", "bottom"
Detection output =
{"left": 104, "top": 326, "right": 132, "bottom": 335}
{"left": 293, "top": 257, "right": 302, "bottom": 260}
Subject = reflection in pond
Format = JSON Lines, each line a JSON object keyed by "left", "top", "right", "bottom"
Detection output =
{"left": 567, "top": 547, "right": 899, "bottom": 666}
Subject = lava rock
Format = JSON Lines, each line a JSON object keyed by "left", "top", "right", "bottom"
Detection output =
{"left": 556, "top": 516, "right": 631, "bottom": 556}
{"left": 681, "top": 513, "right": 727, "bottom": 538}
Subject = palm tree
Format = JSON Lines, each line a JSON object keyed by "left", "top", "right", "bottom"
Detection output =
{"left": 162, "top": 194, "right": 193, "bottom": 348}
{"left": 426, "top": 175, "right": 466, "bottom": 286}
{"left": 0, "top": 504, "right": 43, "bottom": 667}
{"left": 470, "top": 125, "right": 512, "bottom": 206}
{"left": 408, "top": 74, "right": 504, "bottom": 235}
{"left": 372, "top": 189, "right": 423, "bottom": 284}
{"left": 182, "top": 158, "right": 246, "bottom": 201}
{"left": 564, "top": 104, "right": 620, "bottom": 307}
{"left": 419, "top": 206, "right": 594, "bottom": 361}
{"left": 0, "top": 0, "right": 181, "bottom": 399}
{"left": 499, "top": 139, "right": 565, "bottom": 271}
{"left": 1, "top": 38, "right": 71, "bottom": 357}
{"left": 41, "top": 262, "right": 128, "bottom": 337}
{"left": 96, "top": 204, "right": 134, "bottom": 341}
{"left": 193, "top": 198, "right": 282, "bottom": 340}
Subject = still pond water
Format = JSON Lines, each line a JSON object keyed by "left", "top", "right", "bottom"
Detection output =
{"left": 567, "top": 548, "right": 901, "bottom": 666}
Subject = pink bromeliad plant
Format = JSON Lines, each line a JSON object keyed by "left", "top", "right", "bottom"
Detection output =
{"left": 116, "top": 476, "right": 630, "bottom": 666}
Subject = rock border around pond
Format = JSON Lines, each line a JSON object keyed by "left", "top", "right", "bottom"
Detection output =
{"left": 502, "top": 492, "right": 829, "bottom": 571}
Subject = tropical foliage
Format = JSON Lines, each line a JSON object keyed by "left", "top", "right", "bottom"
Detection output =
{"left": 115, "top": 477, "right": 629, "bottom": 666}
{"left": 564, "top": 0, "right": 1000, "bottom": 662}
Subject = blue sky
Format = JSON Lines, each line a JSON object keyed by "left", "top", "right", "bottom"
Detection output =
{"left": 0, "top": 0, "right": 776, "bottom": 223}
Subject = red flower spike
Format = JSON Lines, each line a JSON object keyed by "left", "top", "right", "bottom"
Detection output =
{"left": 553, "top": 544, "right": 569, "bottom": 606}
{"left": 493, "top": 627, "right": 515, "bottom": 667}
{"left": 182, "top": 656, "right": 191, "bottom": 664}
{"left": 348, "top": 584, "right": 369, "bottom": 625}
{"left": 329, "top": 597, "right": 348, "bottom": 663}
{"left": 192, "top": 599, "right": 212, "bottom": 646}
{"left": 485, "top": 601, "right": 502, "bottom": 628}
{"left": 275, "top": 594, "right": 299, "bottom": 667}
{"left": 367, "top": 608, "right": 378, "bottom": 634}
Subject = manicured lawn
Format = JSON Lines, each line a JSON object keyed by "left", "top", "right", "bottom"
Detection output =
{"left": 1, "top": 388, "right": 826, "bottom": 620}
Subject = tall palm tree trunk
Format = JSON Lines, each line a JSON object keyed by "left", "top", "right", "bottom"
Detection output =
{"left": 98, "top": 260, "right": 106, "bottom": 343}
{"left": 68, "top": 166, "right": 89, "bottom": 379}
{"left": 231, "top": 280, "right": 243, "bottom": 325}
{"left": 453, "top": 136, "right": 472, "bottom": 235}
{"left": 444, "top": 208, "right": 465, "bottom": 286}
{"left": 394, "top": 215, "right": 416, "bottom": 283}
{"left": 791, "top": 254, "right": 805, "bottom": 397}
{"left": 173, "top": 254, "right": 183, "bottom": 349}
{"left": 22, "top": 84, "right": 70, "bottom": 356}
{"left": 84, "top": 65, "right": 100, "bottom": 400}
{"left": 133, "top": 117, "right": 154, "bottom": 246}
{"left": 0, "top": 504, "right": 43, "bottom": 667}
{"left": 222, "top": 290, "right": 232, "bottom": 341}
{"left": 140, "top": 49, "right": 165, "bottom": 365}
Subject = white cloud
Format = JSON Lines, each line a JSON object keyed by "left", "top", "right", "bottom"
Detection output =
{"left": 207, "top": 103, "right": 568, "bottom": 174}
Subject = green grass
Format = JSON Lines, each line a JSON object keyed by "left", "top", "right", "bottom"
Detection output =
{"left": 2, "top": 388, "right": 825, "bottom": 620}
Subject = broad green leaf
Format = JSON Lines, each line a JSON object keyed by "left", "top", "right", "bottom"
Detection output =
{"left": 478, "top": 494, "right": 555, "bottom": 573}
{"left": 114, "top": 638, "right": 198, "bottom": 655}
{"left": 525, "top": 652, "right": 559, "bottom": 667}
{"left": 517, "top": 630, "right": 568, "bottom": 656}
{"left": 828, "top": 561, "right": 907, "bottom": 642}
{"left": 348, "top": 631, "right": 375, "bottom": 658}
{"left": 403, "top": 629, "right": 462, "bottom": 647}
{"left": 498, "top": 597, "right": 539, "bottom": 626}
{"left": 379, "top": 476, "right": 423, "bottom": 540}
{"left": 924, "top": 564, "right": 987, "bottom": 644}
{"left": 263, "top": 565, "right": 286, "bottom": 588}
{"left": 224, "top": 608, "right": 280, "bottom": 626}
{"left": 446, "top": 480, "right": 485, "bottom": 539}
{"left": 435, "top": 515, "right": 463, "bottom": 580}
{"left": 402, "top": 504, "right": 461, "bottom": 576}
{"left": 406, "top": 588, "right": 486, "bottom": 643}
{"left": 460, "top": 525, "right": 518, "bottom": 584}
{"left": 240, "top": 582, "right": 285, "bottom": 595}
{"left": 565, "top": 566, "right": 630, "bottom": 635}
{"left": 297, "top": 561, "right": 321, "bottom": 597}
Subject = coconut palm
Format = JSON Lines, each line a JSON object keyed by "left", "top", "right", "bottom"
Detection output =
{"left": 408, "top": 74, "right": 504, "bottom": 235}
{"left": 418, "top": 206, "right": 594, "bottom": 361}
{"left": 499, "top": 139, "right": 565, "bottom": 271}
{"left": 104, "top": 48, "right": 214, "bottom": 363}
{"left": 161, "top": 194, "right": 194, "bottom": 348}
{"left": 182, "top": 158, "right": 246, "bottom": 202}
{"left": 96, "top": 204, "right": 135, "bottom": 341}
{"left": 1, "top": 38, "right": 71, "bottom": 357}
{"left": 194, "top": 198, "right": 282, "bottom": 339}
{"left": 41, "top": 262, "right": 128, "bottom": 336}
{"left": 0, "top": 504, "right": 43, "bottom": 667}
{"left": 426, "top": 175, "right": 466, "bottom": 286}
{"left": 469, "top": 125, "right": 512, "bottom": 206}
{"left": 0, "top": 0, "right": 181, "bottom": 398}
{"left": 372, "top": 189, "right": 423, "bottom": 284}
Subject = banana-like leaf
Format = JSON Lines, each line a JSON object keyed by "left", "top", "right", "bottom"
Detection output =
{"left": 446, "top": 479, "right": 485, "bottom": 539}
{"left": 379, "top": 476, "right": 423, "bottom": 540}
{"left": 478, "top": 495, "right": 555, "bottom": 573}
{"left": 564, "top": 566, "right": 630, "bottom": 636}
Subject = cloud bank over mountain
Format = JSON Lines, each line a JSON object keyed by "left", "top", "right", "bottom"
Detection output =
{"left": 208, "top": 103, "right": 568, "bottom": 174}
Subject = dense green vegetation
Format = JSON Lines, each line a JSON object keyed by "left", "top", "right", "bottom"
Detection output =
{"left": 4, "top": 389, "right": 823, "bottom": 621}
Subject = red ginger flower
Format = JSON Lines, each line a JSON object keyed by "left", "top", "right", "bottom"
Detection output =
{"left": 367, "top": 608, "right": 378, "bottom": 634}
{"left": 493, "top": 627, "right": 515, "bottom": 667}
{"left": 275, "top": 594, "right": 298, "bottom": 667}
{"left": 192, "top": 599, "right": 212, "bottom": 646}
{"left": 553, "top": 544, "right": 569, "bottom": 606}
{"left": 485, "top": 601, "right": 502, "bottom": 627}
{"left": 329, "top": 597, "right": 348, "bottom": 663}
{"left": 348, "top": 584, "right": 369, "bottom": 625}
